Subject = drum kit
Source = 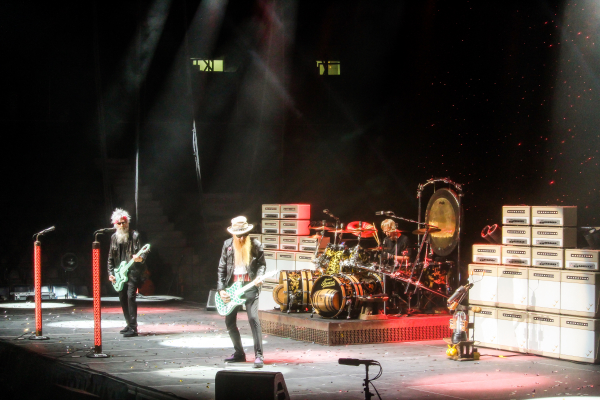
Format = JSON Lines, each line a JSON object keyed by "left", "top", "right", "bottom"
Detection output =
{"left": 272, "top": 179, "right": 464, "bottom": 319}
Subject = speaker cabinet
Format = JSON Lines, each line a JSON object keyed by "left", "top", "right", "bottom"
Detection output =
{"left": 468, "top": 264, "right": 498, "bottom": 307}
{"left": 206, "top": 289, "right": 218, "bottom": 311}
{"left": 502, "top": 205, "right": 531, "bottom": 225}
{"left": 527, "top": 312, "right": 560, "bottom": 357}
{"left": 502, "top": 226, "right": 532, "bottom": 246}
{"left": 472, "top": 244, "right": 502, "bottom": 264}
{"left": 531, "top": 247, "right": 564, "bottom": 269}
{"left": 497, "top": 266, "right": 529, "bottom": 310}
{"left": 528, "top": 268, "right": 561, "bottom": 313}
{"left": 496, "top": 308, "right": 528, "bottom": 353}
{"left": 560, "top": 271, "right": 600, "bottom": 318}
{"left": 560, "top": 316, "right": 600, "bottom": 363}
{"left": 565, "top": 249, "right": 600, "bottom": 272}
{"left": 532, "top": 206, "right": 577, "bottom": 227}
{"left": 469, "top": 306, "right": 498, "bottom": 347}
{"left": 502, "top": 245, "right": 531, "bottom": 267}
{"left": 215, "top": 371, "right": 290, "bottom": 400}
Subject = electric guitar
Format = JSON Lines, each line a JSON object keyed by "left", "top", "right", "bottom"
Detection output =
{"left": 215, "top": 269, "right": 278, "bottom": 316}
{"left": 112, "top": 244, "right": 151, "bottom": 292}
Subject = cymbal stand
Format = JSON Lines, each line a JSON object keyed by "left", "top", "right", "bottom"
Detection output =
{"left": 323, "top": 209, "right": 341, "bottom": 247}
{"left": 312, "top": 220, "right": 328, "bottom": 260}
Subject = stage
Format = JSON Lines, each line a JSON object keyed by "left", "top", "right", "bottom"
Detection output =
{"left": 1, "top": 298, "right": 600, "bottom": 400}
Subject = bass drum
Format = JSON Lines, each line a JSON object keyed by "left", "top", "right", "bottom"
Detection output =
{"left": 311, "top": 273, "right": 382, "bottom": 318}
{"left": 274, "top": 270, "right": 316, "bottom": 312}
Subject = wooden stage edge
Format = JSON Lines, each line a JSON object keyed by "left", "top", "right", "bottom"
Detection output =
{"left": 259, "top": 310, "right": 453, "bottom": 346}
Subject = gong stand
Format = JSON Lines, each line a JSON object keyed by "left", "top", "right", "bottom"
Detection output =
{"left": 417, "top": 178, "right": 464, "bottom": 288}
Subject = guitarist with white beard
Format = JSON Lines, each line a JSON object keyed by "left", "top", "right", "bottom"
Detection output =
{"left": 217, "top": 216, "right": 266, "bottom": 368}
{"left": 107, "top": 208, "right": 147, "bottom": 338}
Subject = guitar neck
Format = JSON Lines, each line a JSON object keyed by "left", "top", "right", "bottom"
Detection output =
{"left": 234, "top": 270, "right": 277, "bottom": 296}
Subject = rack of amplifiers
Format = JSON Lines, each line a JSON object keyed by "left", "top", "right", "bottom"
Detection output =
{"left": 468, "top": 205, "right": 600, "bottom": 363}
{"left": 257, "top": 204, "right": 329, "bottom": 311}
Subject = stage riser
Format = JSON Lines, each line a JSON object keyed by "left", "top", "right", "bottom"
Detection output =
{"left": 259, "top": 311, "right": 452, "bottom": 346}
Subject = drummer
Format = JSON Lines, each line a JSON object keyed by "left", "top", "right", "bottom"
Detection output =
{"left": 381, "top": 219, "right": 410, "bottom": 267}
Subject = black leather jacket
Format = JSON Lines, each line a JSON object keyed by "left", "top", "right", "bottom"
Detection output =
{"left": 217, "top": 237, "right": 266, "bottom": 291}
{"left": 107, "top": 230, "right": 147, "bottom": 282}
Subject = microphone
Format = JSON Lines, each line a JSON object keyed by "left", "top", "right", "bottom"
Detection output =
{"left": 375, "top": 211, "right": 394, "bottom": 216}
{"left": 338, "top": 358, "right": 378, "bottom": 366}
{"left": 447, "top": 283, "right": 474, "bottom": 311}
{"left": 95, "top": 227, "right": 116, "bottom": 234}
{"left": 33, "top": 226, "right": 55, "bottom": 239}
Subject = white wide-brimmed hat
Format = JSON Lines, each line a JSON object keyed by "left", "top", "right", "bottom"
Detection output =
{"left": 227, "top": 216, "right": 254, "bottom": 235}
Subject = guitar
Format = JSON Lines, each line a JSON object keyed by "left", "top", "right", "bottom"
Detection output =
{"left": 112, "top": 244, "right": 151, "bottom": 292}
{"left": 215, "top": 269, "right": 278, "bottom": 316}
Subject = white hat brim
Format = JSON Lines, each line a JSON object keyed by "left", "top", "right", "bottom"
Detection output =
{"left": 227, "top": 224, "right": 254, "bottom": 235}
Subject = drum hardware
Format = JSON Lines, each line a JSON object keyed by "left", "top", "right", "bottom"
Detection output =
{"left": 417, "top": 178, "right": 464, "bottom": 284}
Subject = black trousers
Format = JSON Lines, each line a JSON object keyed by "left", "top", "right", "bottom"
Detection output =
{"left": 118, "top": 279, "right": 139, "bottom": 330}
{"left": 225, "top": 286, "right": 263, "bottom": 358}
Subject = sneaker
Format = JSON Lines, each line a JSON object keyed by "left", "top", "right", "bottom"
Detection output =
{"left": 224, "top": 353, "right": 246, "bottom": 362}
{"left": 120, "top": 327, "right": 131, "bottom": 334}
{"left": 123, "top": 330, "right": 138, "bottom": 337}
{"left": 253, "top": 356, "right": 264, "bottom": 368}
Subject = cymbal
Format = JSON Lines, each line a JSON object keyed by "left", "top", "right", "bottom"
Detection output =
{"left": 383, "top": 229, "right": 407, "bottom": 235}
{"left": 346, "top": 221, "right": 377, "bottom": 238}
{"left": 412, "top": 228, "right": 441, "bottom": 235}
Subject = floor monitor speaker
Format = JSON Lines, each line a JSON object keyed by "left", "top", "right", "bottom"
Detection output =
{"left": 215, "top": 370, "right": 290, "bottom": 400}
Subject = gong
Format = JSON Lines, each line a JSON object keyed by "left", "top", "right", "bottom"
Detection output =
{"left": 425, "top": 188, "right": 460, "bottom": 256}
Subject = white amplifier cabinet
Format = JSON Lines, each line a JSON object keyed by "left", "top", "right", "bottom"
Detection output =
{"left": 280, "top": 204, "right": 311, "bottom": 219}
{"left": 496, "top": 308, "right": 528, "bottom": 353}
{"left": 497, "top": 266, "right": 529, "bottom": 310}
{"left": 502, "top": 245, "right": 532, "bottom": 267}
{"left": 472, "top": 244, "right": 502, "bottom": 264}
{"left": 279, "top": 220, "right": 310, "bottom": 235}
{"left": 532, "top": 206, "right": 577, "bottom": 227}
{"left": 279, "top": 235, "right": 299, "bottom": 251}
{"left": 262, "top": 204, "right": 281, "bottom": 219}
{"left": 469, "top": 306, "right": 498, "bottom": 347}
{"left": 528, "top": 268, "right": 560, "bottom": 313}
{"left": 258, "top": 282, "right": 279, "bottom": 311}
{"left": 565, "top": 249, "right": 600, "bottom": 272}
{"left": 502, "top": 226, "right": 531, "bottom": 246}
{"left": 249, "top": 234, "right": 261, "bottom": 243}
{"left": 264, "top": 250, "right": 278, "bottom": 281}
{"left": 298, "top": 236, "right": 330, "bottom": 253}
{"left": 531, "top": 247, "right": 564, "bottom": 269}
{"left": 532, "top": 227, "right": 577, "bottom": 248}
{"left": 527, "top": 312, "right": 560, "bottom": 357}
{"left": 502, "top": 205, "right": 531, "bottom": 225}
{"left": 560, "top": 271, "right": 600, "bottom": 318}
{"left": 468, "top": 264, "right": 498, "bottom": 307}
{"left": 261, "top": 235, "right": 279, "bottom": 250}
{"left": 261, "top": 219, "right": 280, "bottom": 234}
{"left": 295, "top": 252, "right": 315, "bottom": 270}
{"left": 276, "top": 251, "right": 296, "bottom": 271}
{"left": 560, "top": 316, "right": 600, "bottom": 363}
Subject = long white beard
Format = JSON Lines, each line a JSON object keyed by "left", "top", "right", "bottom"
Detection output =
{"left": 115, "top": 228, "right": 129, "bottom": 244}
{"left": 233, "top": 237, "right": 251, "bottom": 268}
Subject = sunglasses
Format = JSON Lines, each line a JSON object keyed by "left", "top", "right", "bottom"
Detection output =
{"left": 236, "top": 233, "right": 249, "bottom": 238}
{"left": 116, "top": 221, "right": 128, "bottom": 225}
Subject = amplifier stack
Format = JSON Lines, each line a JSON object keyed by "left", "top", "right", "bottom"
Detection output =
{"left": 469, "top": 205, "right": 600, "bottom": 363}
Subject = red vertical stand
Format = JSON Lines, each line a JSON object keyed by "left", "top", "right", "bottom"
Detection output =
{"left": 30, "top": 240, "right": 48, "bottom": 340}
{"left": 87, "top": 240, "right": 108, "bottom": 357}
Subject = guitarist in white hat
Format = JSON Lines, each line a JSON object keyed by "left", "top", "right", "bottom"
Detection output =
{"left": 217, "top": 216, "right": 266, "bottom": 368}
{"left": 107, "top": 208, "right": 147, "bottom": 337}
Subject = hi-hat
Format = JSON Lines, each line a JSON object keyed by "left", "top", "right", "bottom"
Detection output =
{"left": 412, "top": 228, "right": 441, "bottom": 235}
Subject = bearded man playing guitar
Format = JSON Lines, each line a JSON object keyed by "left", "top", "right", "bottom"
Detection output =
{"left": 217, "top": 216, "right": 266, "bottom": 368}
{"left": 108, "top": 208, "right": 147, "bottom": 338}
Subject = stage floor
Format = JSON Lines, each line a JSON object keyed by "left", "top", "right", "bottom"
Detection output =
{"left": 1, "top": 298, "right": 600, "bottom": 399}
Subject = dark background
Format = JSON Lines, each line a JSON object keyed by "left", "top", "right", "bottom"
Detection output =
{"left": 1, "top": 0, "right": 598, "bottom": 299}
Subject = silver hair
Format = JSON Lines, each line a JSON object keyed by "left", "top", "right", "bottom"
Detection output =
{"left": 111, "top": 208, "right": 132, "bottom": 224}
